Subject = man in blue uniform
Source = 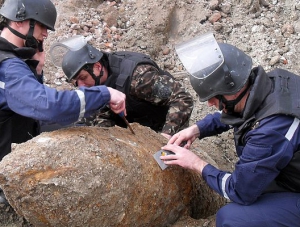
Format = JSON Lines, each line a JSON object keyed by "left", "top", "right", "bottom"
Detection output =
{"left": 160, "top": 33, "right": 300, "bottom": 226}
{"left": 0, "top": 0, "right": 126, "bottom": 204}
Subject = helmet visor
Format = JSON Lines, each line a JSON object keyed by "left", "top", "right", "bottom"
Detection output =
{"left": 175, "top": 32, "right": 224, "bottom": 79}
{"left": 50, "top": 35, "right": 91, "bottom": 67}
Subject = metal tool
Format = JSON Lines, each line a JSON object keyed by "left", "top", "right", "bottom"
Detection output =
{"left": 153, "top": 142, "right": 186, "bottom": 170}
{"left": 119, "top": 111, "right": 135, "bottom": 134}
{"left": 153, "top": 150, "right": 175, "bottom": 170}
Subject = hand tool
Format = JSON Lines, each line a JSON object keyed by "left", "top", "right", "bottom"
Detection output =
{"left": 119, "top": 111, "right": 135, "bottom": 134}
{"left": 153, "top": 141, "right": 186, "bottom": 170}
{"left": 153, "top": 149, "right": 175, "bottom": 170}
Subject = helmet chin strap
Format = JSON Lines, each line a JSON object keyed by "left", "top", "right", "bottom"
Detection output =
{"left": 7, "top": 19, "right": 43, "bottom": 52}
{"left": 217, "top": 85, "right": 250, "bottom": 115}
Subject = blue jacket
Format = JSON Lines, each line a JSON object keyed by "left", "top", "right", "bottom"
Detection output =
{"left": 197, "top": 66, "right": 300, "bottom": 205}
{"left": 0, "top": 37, "right": 111, "bottom": 159}
{"left": 0, "top": 57, "right": 110, "bottom": 125}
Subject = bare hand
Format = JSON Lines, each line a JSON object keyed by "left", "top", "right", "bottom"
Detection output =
{"left": 107, "top": 87, "right": 126, "bottom": 114}
{"left": 160, "top": 133, "right": 171, "bottom": 140}
{"left": 167, "top": 124, "right": 200, "bottom": 148}
{"left": 160, "top": 144, "right": 207, "bottom": 174}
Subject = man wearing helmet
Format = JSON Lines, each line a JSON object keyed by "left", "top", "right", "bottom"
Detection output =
{"left": 54, "top": 36, "right": 193, "bottom": 135}
{"left": 160, "top": 33, "right": 300, "bottom": 226}
{"left": 0, "top": 0, "right": 126, "bottom": 204}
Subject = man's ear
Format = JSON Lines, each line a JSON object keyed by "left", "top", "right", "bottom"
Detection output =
{"left": 93, "top": 62, "right": 103, "bottom": 76}
{"left": 94, "top": 62, "right": 101, "bottom": 68}
{"left": 93, "top": 61, "right": 100, "bottom": 71}
{"left": 12, "top": 21, "right": 23, "bottom": 28}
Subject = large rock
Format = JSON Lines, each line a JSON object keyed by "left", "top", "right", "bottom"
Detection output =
{"left": 0, "top": 124, "right": 224, "bottom": 226}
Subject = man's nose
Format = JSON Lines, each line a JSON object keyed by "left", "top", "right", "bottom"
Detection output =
{"left": 43, "top": 29, "right": 48, "bottom": 38}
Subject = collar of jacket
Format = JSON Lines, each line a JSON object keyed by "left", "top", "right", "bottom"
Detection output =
{"left": 220, "top": 66, "right": 272, "bottom": 126}
{"left": 0, "top": 37, "right": 36, "bottom": 59}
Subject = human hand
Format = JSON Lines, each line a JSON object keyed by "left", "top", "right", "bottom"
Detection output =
{"left": 160, "top": 133, "right": 171, "bottom": 140}
{"left": 160, "top": 144, "right": 207, "bottom": 174}
{"left": 167, "top": 124, "right": 200, "bottom": 148}
{"left": 107, "top": 87, "right": 126, "bottom": 114}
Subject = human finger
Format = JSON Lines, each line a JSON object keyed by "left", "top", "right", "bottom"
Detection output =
{"left": 109, "top": 101, "right": 125, "bottom": 114}
{"left": 161, "top": 144, "right": 179, "bottom": 154}
{"left": 160, "top": 133, "right": 171, "bottom": 140}
{"left": 107, "top": 87, "right": 126, "bottom": 108}
{"left": 167, "top": 133, "right": 181, "bottom": 145}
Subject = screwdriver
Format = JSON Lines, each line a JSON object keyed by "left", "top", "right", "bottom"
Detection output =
{"left": 119, "top": 111, "right": 135, "bottom": 134}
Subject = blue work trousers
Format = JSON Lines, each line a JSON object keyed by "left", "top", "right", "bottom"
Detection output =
{"left": 216, "top": 192, "right": 300, "bottom": 227}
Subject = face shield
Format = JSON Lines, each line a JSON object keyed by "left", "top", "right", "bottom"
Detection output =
{"left": 175, "top": 32, "right": 224, "bottom": 80}
{"left": 176, "top": 33, "right": 253, "bottom": 102}
{"left": 50, "top": 35, "right": 92, "bottom": 68}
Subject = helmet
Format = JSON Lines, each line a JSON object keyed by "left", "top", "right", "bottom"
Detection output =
{"left": 50, "top": 35, "right": 103, "bottom": 81}
{"left": 62, "top": 44, "right": 103, "bottom": 81}
{"left": 176, "top": 33, "right": 252, "bottom": 101}
{"left": 0, "top": 0, "right": 57, "bottom": 31}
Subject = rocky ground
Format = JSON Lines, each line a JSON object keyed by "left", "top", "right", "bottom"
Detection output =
{"left": 1, "top": 0, "right": 300, "bottom": 226}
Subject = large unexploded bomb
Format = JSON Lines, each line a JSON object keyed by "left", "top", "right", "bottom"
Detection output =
{"left": 0, "top": 124, "right": 225, "bottom": 226}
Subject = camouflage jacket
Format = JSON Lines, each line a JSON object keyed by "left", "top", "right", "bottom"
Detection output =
{"left": 78, "top": 63, "right": 193, "bottom": 135}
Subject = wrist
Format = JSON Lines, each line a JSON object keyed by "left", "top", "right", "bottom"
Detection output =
{"left": 191, "top": 124, "right": 200, "bottom": 137}
{"left": 194, "top": 159, "right": 208, "bottom": 175}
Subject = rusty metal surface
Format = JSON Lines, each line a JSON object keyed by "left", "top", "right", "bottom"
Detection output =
{"left": 0, "top": 124, "right": 225, "bottom": 227}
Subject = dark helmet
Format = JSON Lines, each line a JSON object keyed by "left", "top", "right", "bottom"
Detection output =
{"left": 190, "top": 43, "right": 252, "bottom": 101}
{"left": 0, "top": 0, "right": 57, "bottom": 31}
{"left": 176, "top": 33, "right": 252, "bottom": 102}
{"left": 62, "top": 44, "right": 103, "bottom": 81}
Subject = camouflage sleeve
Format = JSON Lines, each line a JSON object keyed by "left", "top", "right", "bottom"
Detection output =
{"left": 130, "top": 64, "right": 194, "bottom": 135}
{"left": 77, "top": 108, "right": 116, "bottom": 128}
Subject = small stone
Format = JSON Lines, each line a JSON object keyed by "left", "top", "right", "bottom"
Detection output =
{"left": 162, "top": 47, "right": 170, "bottom": 55}
{"left": 208, "top": 11, "right": 222, "bottom": 23}
{"left": 269, "top": 55, "right": 281, "bottom": 66}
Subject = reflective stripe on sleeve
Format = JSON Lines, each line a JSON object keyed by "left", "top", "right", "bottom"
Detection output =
{"left": 222, "top": 173, "right": 231, "bottom": 199}
{"left": 0, "top": 81, "right": 5, "bottom": 89}
{"left": 285, "top": 118, "right": 300, "bottom": 141}
{"left": 75, "top": 90, "right": 86, "bottom": 119}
